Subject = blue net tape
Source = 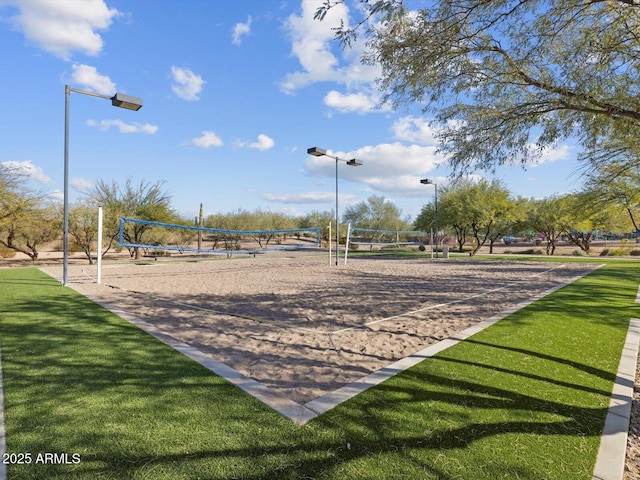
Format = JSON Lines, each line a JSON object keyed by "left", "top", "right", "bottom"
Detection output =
{"left": 118, "top": 217, "right": 321, "bottom": 254}
{"left": 349, "top": 227, "right": 428, "bottom": 246}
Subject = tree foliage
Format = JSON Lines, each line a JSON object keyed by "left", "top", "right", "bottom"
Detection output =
{"left": 86, "top": 178, "right": 175, "bottom": 260}
{"left": 0, "top": 164, "right": 60, "bottom": 260}
{"left": 560, "top": 191, "right": 621, "bottom": 254}
{"left": 68, "top": 200, "right": 99, "bottom": 264}
{"left": 319, "top": 0, "right": 640, "bottom": 173}
{"left": 527, "top": 196, "right": 570, "bottom": 255}
{"left": 343, "top": 195, "right": 410, "bottom": 231}
{"left": 421, "top": 178, "right": 512, "bottom": 255}
{"left": 583, "top": 159, "right": 640, "bottom": 231}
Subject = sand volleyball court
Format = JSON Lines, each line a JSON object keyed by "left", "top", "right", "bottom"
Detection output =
{"left": 42, "top": 254, "right": 599, "bottom": 405}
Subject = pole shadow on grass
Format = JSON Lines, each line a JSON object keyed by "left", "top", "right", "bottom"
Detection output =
{"left": 0, "top": 265, "right": 635, "bottom": 479}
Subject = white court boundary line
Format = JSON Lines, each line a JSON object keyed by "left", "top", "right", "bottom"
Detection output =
{"left": 332, "top": 263, "right": 570, "bottom": 334}
{"left": 85, "top": 262, "right": 576, "bottom": 337}
{"left": 59, "top": 265, "right": 602, "bottom": 426}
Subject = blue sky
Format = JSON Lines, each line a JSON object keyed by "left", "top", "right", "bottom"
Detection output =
{"left": 0, "top": 0, "right": 584, "bottom": 222}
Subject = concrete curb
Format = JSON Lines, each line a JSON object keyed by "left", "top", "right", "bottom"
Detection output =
{"left": 592, "top": 318, "right": 640, "bottom": 480}
{"left": 0, "top": 346, "right": 6, "bottom": 480}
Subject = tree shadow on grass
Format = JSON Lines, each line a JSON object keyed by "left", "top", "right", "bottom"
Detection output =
{"left": 0, "top": 267, "right": 626, "bottom": 479}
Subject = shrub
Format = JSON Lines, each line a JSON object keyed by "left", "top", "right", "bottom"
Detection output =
{"left": 630, "top": 249, "right": 640, "bottom": 256}
{"left": 520, "top": 248, "right": 544, "bottom": 255}
{"left": 600, "top": 247, "right": 628, "bottom": 256}
{"left": 0, "top": 247, "right": 16, "bottom": 258}
{"left": 611, "top": 247, "right": 628, "bottom": 256}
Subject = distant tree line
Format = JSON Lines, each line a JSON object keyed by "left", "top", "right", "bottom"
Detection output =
{"left": 1, "top": 161, "right": 638, "bottom": 262}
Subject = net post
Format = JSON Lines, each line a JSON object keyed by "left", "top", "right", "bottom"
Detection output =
{"left": 118, "top": 217, "right": 125, "bottom": 249}
{"left": 97, "top": 206, "right": 103, "bottom": 284}
{"left": 344, "top": 222, "right": 351, "bottom": 266}
{"left": 328, "top": 222, "right": 332, "bottom": 266}
{"left": 431, "top": 228, "right": 434, "bottom": 259}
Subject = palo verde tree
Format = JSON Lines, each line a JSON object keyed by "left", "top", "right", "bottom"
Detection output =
{"left": 560, "top": 191, "right": 621, "bottom": 254}
{"left": 420, "top": 178, "right": 514, "bottom": 255}
{"left": 343, "top": 195, "right": 410, "bottom": 231}
{"left": 526, "top": 196, "right": 570, "bottom": 255}
{"left": 0, "top": 164, "right": 60, "bottom": 260}
{"left": 583, "top": 160, "right": 640, "bottom": 232}
{"left": 317, "top": 1, "right": 640, "bottom": 174}
{"left": 68, "top": 199, "right": 100, "bottom": 264}
{"left": 87, "top": 178, "right": 175, "bottom": 260}
{"left": 298, "top": 210, "right": 334, "bottom": 244}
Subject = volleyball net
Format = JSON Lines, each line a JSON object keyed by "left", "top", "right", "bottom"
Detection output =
{"left": 118, "top": 217, "right": 322, "bottom": 256}
{"left": 346, "top": 226, "right": 429, "bottom": 248}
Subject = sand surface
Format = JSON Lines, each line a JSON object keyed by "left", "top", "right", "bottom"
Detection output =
{"left": 42, "top": 254, "right": 599, "bottom": 404}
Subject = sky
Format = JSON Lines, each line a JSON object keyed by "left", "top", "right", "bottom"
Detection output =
{"left": 0, "top": 0, "right": 584, "bottom": 223}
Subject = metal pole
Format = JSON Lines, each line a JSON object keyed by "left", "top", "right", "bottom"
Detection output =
{"left": 97, "top": 206, "right": 103, "bottom": 284}
{"left": 328, "top": 222, "right": 332, "bottom": 265}
{"left": 335, "top": 157, "right": 339, "bottom": 266}
{"left": 344, "top": 222, "right": 351, "bottom": 265}
{"left": 63, "top": 85, "right": 70, "bottom": 286}
{"left": 434, "top": 184, "right": 439, "bottom": 258}
{"left": 197, "top": 202, "right": 203, "bottom": 252}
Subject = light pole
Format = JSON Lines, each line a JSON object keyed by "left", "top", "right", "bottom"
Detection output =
{"left": 307, "top": 147, "right": 362, "bottom": 265}
{"left": 63, "top": 86, "right": 143, "bottom": 286}
{"left": 420, "top": 178, "right": 439, "bottom": 258}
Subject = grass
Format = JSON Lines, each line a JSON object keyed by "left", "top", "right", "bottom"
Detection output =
{"left": 0, "top": 259, "right": 638, "bottom": 479}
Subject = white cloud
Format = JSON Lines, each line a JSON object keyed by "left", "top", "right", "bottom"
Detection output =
{"left": 232, "top": 16, "right": 252, "bottom": 45}
{"left": 189, "top": 131, "right": 223, "bottom": 148}
{"left": 248, "top": 134, "right": 275, "bottom": 151}
{"left": 323, "top": 90, "right": 389, "bottom": 114}
{"left": 280, "top": 0, "right": 378, "bottom": 94}
{"left": 86, "top": 119, "right": 158, "bottom": 134}
{"left": 1, "top": 160, "right": 50, "bottom": 183}
{"left": 305, "top": 143, "right": 446, "bottom": 196}
{"left": 71, "top": 64, "right": 116, "bottom": 95}
{"left": 70, "top": 178, "right": 94, "bottom": 192}
{"left": 170, "top": 66, "right": 205, "bottom": 101}
{"left": 48, "top": 189, "right": 64, "bottom": 201}
{"left": 4, "top": 0, "right": 120, "bottom": 60}
{"left": 262, "top": 191, "right": 356, "bottom": 204}
{"left": 527, "top": 143, "right": 573, "bottom": 166}
{"left": 392, "top": 116, "right": 439, "bottom": 144}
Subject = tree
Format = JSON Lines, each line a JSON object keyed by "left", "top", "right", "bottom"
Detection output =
{"left": 0, "top": 165, "right": 60, "bottom": 260}
{"left": 343, "top": 195, "right": 410, "bottom": 230}
{"left": 485, "top": 194, "right": 522, "bottom": 254}
{"left": 526, "top": 196, "right": 569, "bottom": 255}
{"left": 318, "top": 1, "right": 640, "bottom": 173}
{"left": 560, "top": 191, "right": 619, "bottom": 254}
{"left": 86, "top": 178, "right": 175, "bottom": 260}
{"left": 205, "top": 209, "right": 252, "bottom": 255}
{"left": 583, "top": 160, "right": 640, "bottom": 232}
{"left": 298, "top": 210, "right": 334, "bottom": 244}
{"left": 421, "top": 178, "right": 513, "bottom": 254}
{"left": 0, "top": 201, "right": 60, "bottom": 260}
{"left": 68, "top": 200, "right": 99, "bottom": 264}
{"left": 428, "top": 181, "right": 473, "bottom": 253}
{"left": 252, "top": 209, "right": 295, "bottom": 248}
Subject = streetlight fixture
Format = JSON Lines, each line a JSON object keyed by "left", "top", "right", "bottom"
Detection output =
{"left": 307, "top": 146, "right": 362, "bottom": 265}
{"left": 420, "top": 178, "right": 439, "bottom": 258}
{"left": 63, "top": 85, "right": 143, "bottom": 286}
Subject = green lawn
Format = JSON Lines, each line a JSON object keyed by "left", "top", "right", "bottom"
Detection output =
{"left": 0, "top": 259, "right": 638, "bottom": 479}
